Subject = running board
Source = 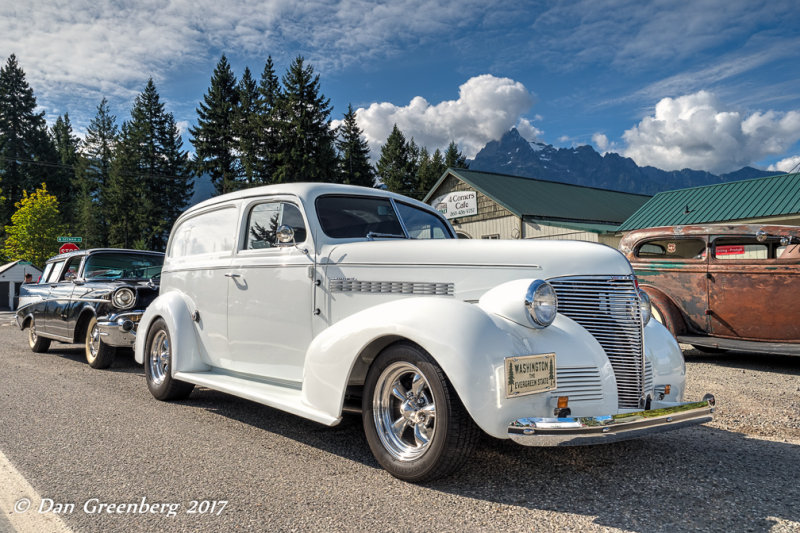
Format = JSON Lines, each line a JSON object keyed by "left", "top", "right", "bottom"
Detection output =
{"left": 678, "top": 335, "right": 800, "bottom": 356}
{"left": 174, "top": 370, "right": 340, "bottom": 426}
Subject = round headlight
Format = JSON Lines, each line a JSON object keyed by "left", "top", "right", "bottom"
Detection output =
{"left": 112, "top": 287, "right": 136, "bottom": 310}
{"left": 638, "top": 288, "right": 652, "bottom": 326}
{"left": 525, "top": 280, "right": 558, "bottom": 328}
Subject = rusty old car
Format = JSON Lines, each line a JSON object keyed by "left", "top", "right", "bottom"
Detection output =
{"left": 620, "top": 225, "right": 800, "bottom": 355}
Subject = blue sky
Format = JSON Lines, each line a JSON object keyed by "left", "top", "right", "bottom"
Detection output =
{"left": 3, "top": 0, "right": 800, "bottom": 175}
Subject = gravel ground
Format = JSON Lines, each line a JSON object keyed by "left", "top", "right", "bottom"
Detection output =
{"left": 0, "top": 314, "right": 798, "bottom": 532}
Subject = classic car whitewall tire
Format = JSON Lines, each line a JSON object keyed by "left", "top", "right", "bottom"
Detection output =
{"left": 362, "top": 343, "right": 480, "bottom": 482}
{"left": 144, "top": 318, "right": 194, "bottom": 401}
{"left": 28, "top": 318, "right": 51, "bottom": 353}
{"left": 85, "top": 316, "right": 115, "bottom": 369}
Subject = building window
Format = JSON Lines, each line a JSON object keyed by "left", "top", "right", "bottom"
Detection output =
{"left": 481, "top": 234, "right": 500, "bottom": 239}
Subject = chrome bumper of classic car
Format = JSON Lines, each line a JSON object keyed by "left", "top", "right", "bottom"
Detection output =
{"left": 97, "top": 311, "right": 144, "bottom": 347}
{"left": 508, "top": 395, "right": 716, "bottom": 446}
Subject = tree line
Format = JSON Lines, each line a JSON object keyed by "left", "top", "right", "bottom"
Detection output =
{"left": 0, "top": 54, "right": 466, "bottom": 266}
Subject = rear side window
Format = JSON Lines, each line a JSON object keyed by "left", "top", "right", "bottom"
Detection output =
{"left": 635, "top": 238, "right": 706, "bottom": 260}
{"left": 169, "top": 207, "right": 238, "bottom": 258}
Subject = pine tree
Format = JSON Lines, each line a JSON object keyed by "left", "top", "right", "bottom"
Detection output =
{"left": 236, "top": 67, "right": 260, "bottom": 188}
{"left": 273, "top": 56, "right": 336, "bottom": 183}
{"left": 416, "top": 147, "right": 446, "bottom": 199}
{"left": 190, "top": 55, "right": 239, "bottom": 194}
{"left": 444, "top": 141, "right": 468, "bottom": 169}
{"left": 0, "top": 54, "right": 57, "bottom": 225}
{"left": 335, "top": 104, "right": 374, "bottom": 187}
{"left": 255, "top": 56, "right": 281, "bottom": 184}
{"left": 74, "top": 98, "right": 118, "bottom": 247}
{"left": 50, "top": 113, "right": 80, "bottom": 227}
{"left": 108, "top": 79, "right": 192, "bottom": 250}
{"left": 3, "top": 183, "right": 66, "bottom": 268}
{"left": 376, "top": 124, "right": 415, "bottom": 195}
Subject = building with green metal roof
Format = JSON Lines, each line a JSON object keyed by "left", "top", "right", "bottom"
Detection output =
{"left": 618, "top": 172, "right": 800, "bottom": 232}
{"left": 423, "top": 168, "right": 651, "bottom": 245}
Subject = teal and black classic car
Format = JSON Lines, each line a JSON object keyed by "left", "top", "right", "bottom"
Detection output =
{"left": 16, "top": 249, "right": 164, "bottom": 368}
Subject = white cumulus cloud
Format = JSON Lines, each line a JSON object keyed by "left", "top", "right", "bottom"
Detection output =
{"left": 622, "top": 91, "right": 800, "bottom": 174}
{"left": 353, "top": 74, "right": 535, "bottom": 159}
{"left": 767, "top": 155, "right": 800, "bottom": 173}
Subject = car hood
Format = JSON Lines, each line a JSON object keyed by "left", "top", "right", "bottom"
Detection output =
{"left": 321, "top": 239, "right": 632, "bottom": 301}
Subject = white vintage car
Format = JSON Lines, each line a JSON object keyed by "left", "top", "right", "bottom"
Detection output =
{"left": 135, "top": 183, "right": 715, "bottom": 481}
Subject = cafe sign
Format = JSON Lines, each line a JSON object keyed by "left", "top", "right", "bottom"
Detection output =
{"left": 432, "top": 191, "right": 477, "bottom": 220}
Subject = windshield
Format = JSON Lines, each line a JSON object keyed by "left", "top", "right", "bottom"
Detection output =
{"left": 83, "top": 253, "right": 164, "bottom": 280}
{"left": 316, "top": 195, "right": 452, "bottom": 239}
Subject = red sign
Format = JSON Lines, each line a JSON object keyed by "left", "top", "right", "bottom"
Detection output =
{"left": 716, "top": 245, "right": 745, "bottom": 256}
{"left": 59, "top": 243, "right": 80, "bottom": 254}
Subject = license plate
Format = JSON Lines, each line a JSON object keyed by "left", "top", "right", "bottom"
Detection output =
{"left": 505, "top": 353, "right": 557, "bottom": 397}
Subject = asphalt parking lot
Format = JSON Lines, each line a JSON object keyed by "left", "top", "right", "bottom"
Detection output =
{"left": 0, "top": 311, "right": 798, "bottom": 532}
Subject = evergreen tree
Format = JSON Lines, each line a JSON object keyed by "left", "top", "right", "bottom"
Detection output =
{"left": 108, "top": 79, "right": 192, "bottom": 250}
{"left": 273, "top": 56, "right": 336, "bottom": 183}
{"left": 74, "top": 98, "right": 118, "bottom": 247}
{"left": 416, "top": 147, "right": 446, "bottom": 199}
{"left": 3, "top": 183, "right": 66, "bottom": 268}
{"left": 190, "top": 54, "right": 239, "bottom": 194}
{"left": 254, "top": 56, "right": 281, "bottom": 184}
{"left": 236, "top": 67, "right": 260, "bottom": 188}
{"left": 335, "top": 104, "right": 374, "bottom": 187}
{"left": 444, "top": 141, "right": 468, "bottom": 169}
{"left": 50, "top": 113, "right": 80, "bottom": 227}
{"left": 376, "top": 124, "right": 416, "bottom": 195}
{"left": 0, "top": 54, "right": 57, "bottom": 224}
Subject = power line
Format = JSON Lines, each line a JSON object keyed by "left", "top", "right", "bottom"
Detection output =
{"left": 0, "top": 155, "right": 194, "bottom": 182}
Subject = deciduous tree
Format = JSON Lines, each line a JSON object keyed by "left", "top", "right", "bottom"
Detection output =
{"left": 3, "top": 183, "right": 65, "bottom": 268}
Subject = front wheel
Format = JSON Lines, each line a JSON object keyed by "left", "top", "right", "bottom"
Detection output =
{"left": 28, "top": 318, "right": 51, "bottom": 353}
{"left": 85, "top": 316, "right": 115, "bottom": 369}
{"left": 362, "top": 343, "right": 479, "bottom": 482}
{"left": 144, "top": 318, "right": 194, "bottom": 401}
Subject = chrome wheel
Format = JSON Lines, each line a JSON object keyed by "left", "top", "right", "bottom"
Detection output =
{"left": 148, "top": 329, "right": 170, "bottom": 386}
{"left": 373, "top": 362, "right": 437, "bottom": 461}
{"left": 29, "top": 325, "right": 37, "bottom": 344}
{"left": 87, "top": 322, "right": 100, "bottom": 359}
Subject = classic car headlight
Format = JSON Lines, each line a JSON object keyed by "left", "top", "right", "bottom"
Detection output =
{"left": 638, "top": 289, "right": 652, "bottom": 326}
{"left": 525, "top": 280, "right": 558, "bottom": 328}
{"left": 112, "top": 287, "right": 136, "bottom": 310}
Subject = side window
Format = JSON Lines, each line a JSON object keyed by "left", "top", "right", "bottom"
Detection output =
{"left": 40, "top": 263, "right": 54, "bottom": 284}
{"left": 777, "top": 244, "right": 800, "bottom": 260}
{"left": 394, "top": 202, "right": 452, "bottom": 239}
{"left": 245, "top": 202, "right": 307, "bottom": 249}
{"left": 169, "top": 207, "right": 238, "bottom": 259}
{"left": 59, "top": 256, "right": 82, "bottom": 280}
{"left": 635, "top": 238, "right": 706, "bottom": 260}
{"left": 713, "top": 238, "right": 768, "bottom": 261}
{"left": 46, "top": 261, "right": 66, "bottom": 283}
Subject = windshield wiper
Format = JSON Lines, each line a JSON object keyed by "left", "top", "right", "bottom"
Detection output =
{"left": 366, "top": 231, "right": 407, "bottom": 240}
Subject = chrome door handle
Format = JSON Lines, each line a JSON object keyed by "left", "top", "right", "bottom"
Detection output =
{"left": 224, "top": 273, "right": 241, "bottom": 278}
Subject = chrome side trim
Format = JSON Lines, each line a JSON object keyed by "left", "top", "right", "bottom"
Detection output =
{"left": 508, "top": 395, "right": 715, "bottom": 446}
{"left": 330, "top": 280, "right": 454, "bottom": 296}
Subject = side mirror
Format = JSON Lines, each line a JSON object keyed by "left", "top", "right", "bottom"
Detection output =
{"left": 276, "top": 225, "right": 295, "bottom": 245}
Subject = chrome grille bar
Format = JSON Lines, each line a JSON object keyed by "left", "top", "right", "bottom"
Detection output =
{"left": 550, "top": 275, "right": 645, "bottom": 409}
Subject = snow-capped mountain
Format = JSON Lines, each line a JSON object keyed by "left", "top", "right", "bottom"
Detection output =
{"left": 469, "top": 129, "right": 777, "bottom": 195}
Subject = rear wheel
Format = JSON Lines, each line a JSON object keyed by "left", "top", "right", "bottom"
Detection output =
{"left": 85, "top": 316, "right": 115, "bottom": 369}
{"left": 28, "top": 318, "right": 51, "bottom": 353}
{"left": 362, "top": 342, "right": 479, "bottom": 482}
{"left": 145, "top": 318, "right": 194, "bottom": 401}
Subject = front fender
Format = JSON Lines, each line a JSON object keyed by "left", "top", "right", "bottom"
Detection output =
{"left": 134, "top": 291, "right": 209, "bottom": 373}
{"left": 302, "top": 297, "right": 616, "bottom": 439}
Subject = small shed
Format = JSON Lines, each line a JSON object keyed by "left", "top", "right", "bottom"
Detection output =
{"left": 618, "top": 172, "right": 800, "bottom": 232}
{"left": 0, "top": 261, "right": 43, "bottom": 310}
{"left": 423, "top": 168, "right": 651, "bottom": 246}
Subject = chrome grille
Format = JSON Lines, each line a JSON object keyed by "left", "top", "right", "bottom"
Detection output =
{"left": 553, "top": 366, "right": 602, "bottom": 402}
{"left": 329, "top": 280, "right": 454, "bottom": 296}
{"left": 549, "top": 275, "right": 645, "bottom": 409}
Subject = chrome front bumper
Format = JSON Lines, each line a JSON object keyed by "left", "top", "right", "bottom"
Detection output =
{"left": 508, "top": 395, "right": 716, "bottom": 446}
{"left": 97, "top": 311, "right": 143, "bottom": 348}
